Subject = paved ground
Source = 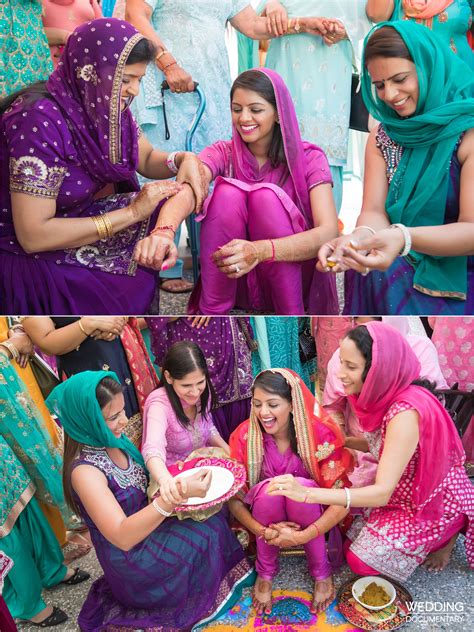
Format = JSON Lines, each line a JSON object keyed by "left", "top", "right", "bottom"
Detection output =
{"left": 17, "top": 535, "right": 473, "bottom": 631}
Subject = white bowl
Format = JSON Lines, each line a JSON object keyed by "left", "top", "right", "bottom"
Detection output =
{"left": 352, "top": 576, "right": 396, "bottom": 611}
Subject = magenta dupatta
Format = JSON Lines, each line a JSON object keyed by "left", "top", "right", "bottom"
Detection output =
{"left": 230, "top": 68, "right": 330, "bottom": 225}
{"left": 348, "top": 321, "right": 465, "bottom": 521}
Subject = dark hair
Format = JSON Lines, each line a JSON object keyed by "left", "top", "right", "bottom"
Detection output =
{"left": 0, "top": 37, "right": 155, "bottom": 115}
{"left": 252, "top": 371, "right": 298, "bottom": 455}
{"left": 345, "top": 326, "right": 438, "bottom": 393}
{"left": 126, "top": 37, "right": 157, "bottom": 65}
{"left": 159, "top": 341, "right": 217, "bottom": 428}
{"left": 345, "top": 326, "right": 373, "bottom": 382}
{"left": 62, "top": 376, "right": 124, "bottom": 514}
{"left": 364, "top": 26, "right": 413, "bottom": 67}
{"left": 95, "top": 375, "right": 124, "bottom": 409}
{"left": 0, "top": 81, "right": 49, "bottom": 115}
{"left": 230, "top": 70, "right": 286, "bottom": 173}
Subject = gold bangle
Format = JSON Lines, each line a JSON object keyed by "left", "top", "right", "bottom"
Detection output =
{"left": 294, "top": 17, "right": 301, "bottom": 33}
{"left": 287, "top": 17, "right": 293, "bottom": 30}
{"left": 102, "top": 213, "right": 114, "bottom": 239}
{"left": 91, "top": 215, "right": 107, "bottom": 241}
{"left": 0, "top": 341, "right": 19, "bottom": 361}
{"left": 156, "top": 49, "right": 169, "bottom": 61}
{"left": 78, "top": 319, "right": 89, "bottom": 337}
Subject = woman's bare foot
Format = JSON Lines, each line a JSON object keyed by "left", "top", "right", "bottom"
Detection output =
{"left": 311, "top": 575, "right": 335, "bottom": 613}
{"left": 423, "top": 534, "right": 458, "bottom": 571}
{"left": 252, "top": 575, "right": 273, "bottom": 615}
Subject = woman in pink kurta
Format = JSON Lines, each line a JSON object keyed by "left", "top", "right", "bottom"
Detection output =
{"left": 42, "top": 0, "right": 103, "bottom": 67}
{"left": 268, "top": 322, "right": 474, "bottom": 580}
{"left": 323, "top": 317, "right": 448, "bottom": 487}
{"left": 186, "top": 68, "right": 339, "bottom": 315}
{"left": 141, "top": 341, "right": 229, "bottom": 504}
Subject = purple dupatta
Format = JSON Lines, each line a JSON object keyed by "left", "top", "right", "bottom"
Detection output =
{"left": 46, "top": 17, "right": 143, "bottom": 188}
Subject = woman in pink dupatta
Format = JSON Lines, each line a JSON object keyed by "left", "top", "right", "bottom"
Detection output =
{"left": 322, "top": 316, "right": 448, "bottom": 487}
{"left": 134, "top": 68, "right": 339, "bottom": 315}
{"left": 268, "top": 321, "right": 474, "bottom": 580}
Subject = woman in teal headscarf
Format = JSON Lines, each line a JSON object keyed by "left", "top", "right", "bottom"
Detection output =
{"left": 318, "top": 20, "right": 474, "bottom": 315}
{"left": 47, "top": 370, "right": 254, "bottom": 631}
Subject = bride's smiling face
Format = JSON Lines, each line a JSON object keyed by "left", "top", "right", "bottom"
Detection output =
{"left": 252, "top": 386, "right": 292, "bottom": 437}
{"left": 231, "top": 88, "right": 278, "bottom": 148}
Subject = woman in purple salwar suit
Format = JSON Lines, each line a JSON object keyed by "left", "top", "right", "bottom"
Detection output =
{"left": 0, "top": 18, "right": 206, "bottom": 315}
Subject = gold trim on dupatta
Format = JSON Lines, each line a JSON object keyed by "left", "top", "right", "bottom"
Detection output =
{"left": 0, "top": 482, "right": 35, "bottom": 538}
{"left": 109, "top": 33, "right": 144, "bottom": 164}
{"left": 247, "top": 368, "right": 318, "bottom": 488}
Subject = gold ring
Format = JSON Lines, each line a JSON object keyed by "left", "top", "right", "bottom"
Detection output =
{"left": 279, "top": 485, "right": 283, "bottom": 490}
{"left": 176, "top": 89, "right": 181, "bottom": 93}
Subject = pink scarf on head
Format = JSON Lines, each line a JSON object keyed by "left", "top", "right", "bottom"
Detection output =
{"left": 230, "top": 68, "right": 329, "bottom": 226}
{"left": 348, "top": 321, "right": 465, "bottom": 522}
{"left": 402, "top": 0, "right": 454, "bottom": 18}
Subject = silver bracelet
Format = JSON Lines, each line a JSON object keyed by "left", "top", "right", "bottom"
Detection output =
{"left": 343, "top": 487, "right": 351, "bottom": 510}
{"left": 166, "top": 151, "right": 179, "bottom": 174}
{"left": 152, "top": 497, "right": 173, "bottom": 517}
{"left": 353, "top": 225, "right": 376, "bottom": 236}
{"left": 390, "top": 223, "right": 412, "bottom": 257}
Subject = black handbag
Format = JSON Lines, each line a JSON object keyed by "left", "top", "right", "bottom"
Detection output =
{"left": 298, "top": 328, "right": 317, "bottom": 364}
{"left": 30, "top": 354, "right": 61, "bottom": 400}
{"left": 350, "top": 72, "right": 369, "bottom": 133}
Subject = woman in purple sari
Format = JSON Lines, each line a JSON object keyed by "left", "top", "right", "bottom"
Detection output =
{"left": 47, "top": 371, "right": 254, "bottom": 631}
{"left": 0, "top": 18, "right": 206, "bottom": 314}
{"left": 135, "top": 68, "right": 339, "bottom": 315}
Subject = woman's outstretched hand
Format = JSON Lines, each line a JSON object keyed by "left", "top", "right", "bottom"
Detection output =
{"left": 129, "top": 181, "right": 183, "bottom": 221}
{"left": 212, "top": 239, "right": 262, "bottom": 278}
{"left": 267, "top": 474, "right": 308, "bottom": 502}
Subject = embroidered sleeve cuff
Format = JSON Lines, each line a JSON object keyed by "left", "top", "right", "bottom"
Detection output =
{"left": 9, "top": 156, "right": 66, "bottom": 199}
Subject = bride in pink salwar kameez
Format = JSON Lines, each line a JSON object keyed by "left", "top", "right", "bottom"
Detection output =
{"left": 188, "top": 68, "right": 339, "bottom": 315}
{"left": 268, "top": 322, "right": 474, "bottom": 581}
{"left": 229, "top": 369, "right": 353, "bottom": 614}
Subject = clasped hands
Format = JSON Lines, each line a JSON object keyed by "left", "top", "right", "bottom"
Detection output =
{"left": 318, "top": 227, "right": 406, "bottom": 274}
{"left": 265, "top": 1, "right": 346, "bottom": 45}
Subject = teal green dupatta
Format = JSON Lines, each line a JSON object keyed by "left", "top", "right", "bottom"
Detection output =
{"left": 46, "top": 370, "right": 145, "bottom": 468}
{"left": 361, "top": 20, "right": 474, "bottom": 299}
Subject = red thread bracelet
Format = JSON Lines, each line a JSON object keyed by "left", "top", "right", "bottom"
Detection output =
{"left": 269, "top": 239, "right": 275, "bottom": 262}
